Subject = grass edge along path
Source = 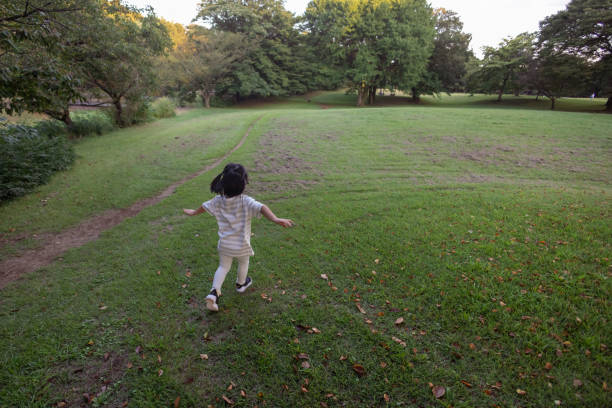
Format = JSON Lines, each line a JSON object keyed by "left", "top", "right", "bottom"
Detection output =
{"left": 0, "top": 115, "right": 265, "bottom": 289}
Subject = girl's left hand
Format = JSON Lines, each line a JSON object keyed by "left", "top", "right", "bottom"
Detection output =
{"left": 183, "top": 209, "right": 197, "bottom": 216}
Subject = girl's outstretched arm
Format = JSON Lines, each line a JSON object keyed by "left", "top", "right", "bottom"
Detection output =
{"left": 261, "top": 205, "right": 294, "bottom": 228}
{"left": 183, "top": 206, "right": 206, "bottom": 216}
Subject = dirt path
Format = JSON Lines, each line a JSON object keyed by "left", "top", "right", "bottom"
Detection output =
{"left": 0, "top": 115, "right": 264, "bottom": 289}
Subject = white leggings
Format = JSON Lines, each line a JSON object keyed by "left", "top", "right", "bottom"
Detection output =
{"left": 212, "top": 254, "right": 250, "bottom": 295}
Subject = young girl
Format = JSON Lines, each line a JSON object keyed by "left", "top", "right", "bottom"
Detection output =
{"left": 183, "top": 163, "right": 294, "bottom": 311}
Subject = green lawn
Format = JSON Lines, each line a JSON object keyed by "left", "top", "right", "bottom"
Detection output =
{"left": 1, "top": 94, "right": 611, "bottom": 407}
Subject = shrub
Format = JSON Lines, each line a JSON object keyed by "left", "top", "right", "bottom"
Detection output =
{"left": 0, "top": 122, "right": 75, "bottom": 201}
{"left": 69, "top": 110, "right": 115, "bottom": 137}
{"left": 150, "top": 97, "right": 177, "bottom": 118}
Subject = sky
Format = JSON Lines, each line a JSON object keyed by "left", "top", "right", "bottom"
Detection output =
{"left": 129, "top": 0, "right": 570, "bottom": 57}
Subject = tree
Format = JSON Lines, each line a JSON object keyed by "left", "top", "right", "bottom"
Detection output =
{"left": 0, "top": 1, "right": 93, "bottom": 124}
{"left": 196, "top": 0, "right": 309, "bottom": 100}
{"left": 73, "top": 1, "right": 171, "bottom": 126}
{"left": 477, "top": 33, "right": 535, "bottom": 101}
{"left": 525, "top": 52, "right": 590, "bottom": 109}
{"left": 539, "top": 0, "right": 612, "bottom": 109}
{"left": 304, "top": 0, "right": 435, "bottom": 106}
{"left": 175, "top": 27, "right": 247, "bottom": 108}
{"left": 412, "top": 8, "right": 472, "bottom": 101}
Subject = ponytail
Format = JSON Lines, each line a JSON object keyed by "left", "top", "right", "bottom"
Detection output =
{"left": 210, "top": 172, "right": 224, "bottom": 194}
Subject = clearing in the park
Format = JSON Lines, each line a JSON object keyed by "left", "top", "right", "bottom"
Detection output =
{"left": 0, "top": 93, "right": 610, "bottom": 407}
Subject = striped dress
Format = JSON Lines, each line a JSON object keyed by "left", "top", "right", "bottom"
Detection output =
{"left": 202, "top": 194, "right": 263, "bottom": 257}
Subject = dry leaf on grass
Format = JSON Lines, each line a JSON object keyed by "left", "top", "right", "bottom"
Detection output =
{"left": 222, "top": 395, "right": 234, "bottom": 404}
{"left": 516, "top": 389, "right": 527, "bottom": 395}
{"left": 174, "top": 396, "right": 180, "bottom": 408}
{"left": 356, "top": 303, "right": 366, "bottom": 314}
{"left": 320, "top": 274, "right": 328, "bottom": 280}
{"left": 392, "top": 336, "right": 406, "bottom": 347}
{"left": 432, "top": 385, "right": 445, "bottom": 398}
{"left": 395, "top": 317, "right": 404, "bottom": 325}
{"left": 352, "top": 363, "right": 366, "bottom": 377}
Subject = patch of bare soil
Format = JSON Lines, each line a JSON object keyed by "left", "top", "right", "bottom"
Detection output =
{"left": 0, "top": 116, "right": 264, "bottom": 289}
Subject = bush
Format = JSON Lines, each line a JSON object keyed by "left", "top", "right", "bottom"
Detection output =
{"left": 0, "top": 122, "right": 75, "bottom": 201}
{"left": 150, "top": 97, "right": 176, "bottom": 118}
{"left": 69, "top": 110, "right": 115, "bottom": 137}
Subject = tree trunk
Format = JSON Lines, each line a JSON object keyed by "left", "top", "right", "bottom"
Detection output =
{"left": 411, "top": 87, "right": 420, "bottom": 103}
{"left": 607, "top": 96, "right": 612, "bottom": 111}
{"left": 113, "top": 98, "right": 123, "bottom": 127}
{"left": 44, "top": 108, "right": 73, "bottom": 128}
{"left": 514, "top": 88, "right": 520, "bottom": 97}
{"left": 202, "top": 91, "right": 212, "bottom": 108}
{"left": 497, "top": 75, "right": 509, "bottom": 102}
{"left": 357, "top": 87, "right": 367, "bottom": 107}
{"left": 550, "top": 97, "right": 556, "bottom": 110}
{"left": 368, "top": 86, "right": 376, "bottom": 105}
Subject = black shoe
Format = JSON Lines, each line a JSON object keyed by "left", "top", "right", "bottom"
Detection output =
{"left": 206, "top": 289, "right": 220, "bottom": 312}
{"left": 236, "top": 277, "right": 252, "bottom": 293}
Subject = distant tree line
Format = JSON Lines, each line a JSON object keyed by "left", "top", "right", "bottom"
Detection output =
{"left": 1, "top": 0, "right": 610, "bottom": 124}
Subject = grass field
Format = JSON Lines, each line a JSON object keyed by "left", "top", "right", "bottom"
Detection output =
{"left": 1, "top": 93, "right": 611, "bottom": 407}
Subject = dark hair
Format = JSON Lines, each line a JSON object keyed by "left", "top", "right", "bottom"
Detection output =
{"left": 210, "top": 163, "right": 249, "bottom": 197}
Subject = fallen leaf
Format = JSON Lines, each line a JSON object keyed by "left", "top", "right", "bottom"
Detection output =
{"left": 395, "top": 317, "right": 404, "bottom": 325}
{"left": 158, "top": 369, "right": 163, "bottom": 376}
{"left": 340, "top": 355, "right": 347, "bottom": 361}
{"left": 157, "top": 355, "right": 162, "bottom": 363}
{"left": 461, "top": 380, "right": 472, "bottom": 388}
{"left": 432, "top": 385, "right": 445, "bottom": 398}
{"left": 380, "top": 362, "right": 387, "bottom": 368}
{"left": 375, "top": 259, "right": 380, "bottom": 264}
{"left": 99, "top": 305, "right": 108, "bottom": 310}
{"left": 516, "top": 389, "right": 526, "bottom": 395}
{"left": 573, "top": 379, "right": 582, "bottom": 388}
{"left": 227, "top": 383, "right": 234, "bottom": 391}
{"left": 301, "top": 386, "right": 308, "bottom": 393}
{"left": 320, "top": 274, "right": 328, "bottom": 280}
{"left": 297, "top": 353, "right": 309, "bottom": 360}
{"left": 356, "top": 303, "right": 366, "bottom": 314}
{"left": 383, "top": 393, "right": 389, "bottom": 402}
{"left": 185, "top": 271, "right": 191, "bottom": 278}
{"left": 554, "top": 401, "right": 561, "bottom": 406}
{"left": 352, "top": 363, "right": 366, "bottom": 377}
{"left": 312, "top": 327, "right": 321, "bottom": 334}
{"left": 127, "top": 362, "right": 133, "bottom": 369}
{"left": 240, "top": 390, "right": 246, "bottom": 397}
{"left": 301, "top": 361, "right": 311, "bottom": 369}
{"left": 545, "top": 362, "right": 553, "bottom": 370}
{"left": 103, "top": 352, "right": 110, "bottom": 361}
{"left": 200, "top": 354, "right": 208, "bottom": 360}
{"left": 174, "top": 396, "right": 180, "bottom": 408}
{"left": 392, "top": 336, "right": 406, "bottom": 347}
{"left": 469, "top": 343, "right": 476, "bottom": 350}
{"left": 222, "top": 395, "right": 234, "bottom": 404}
{"left": 135, "top": 346, "right": 142, "bottom": 354}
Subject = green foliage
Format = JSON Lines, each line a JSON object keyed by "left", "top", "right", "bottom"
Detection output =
{"left": 305, "top": 0, "right": 435, "bottom": 105}
{"left": 538, "top": 0, "right": 612, "bottom": 108}
{"left": 0, "top": 122, "right": 74, "bottom": 201}
{"left": 69, "top": 110, "right": 116, "bottom": 137}
{"left": 196, "top": 0, "right": 316, "bottom": 99}
{"left": 413, "top": 8, "right": 472, "bottom": 98}
{"left": 471, "top": 33, "right": 536, "bottom": 100}
{"left": 150, "top": 97, "right": 177, "bottom": 118}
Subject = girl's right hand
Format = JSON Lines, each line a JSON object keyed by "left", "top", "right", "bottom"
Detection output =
{"left": 183, "top": 209, "right": 196, "bottom": 216}
{"left": 276, "top": 218, "right": 295, "bottom": 228}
